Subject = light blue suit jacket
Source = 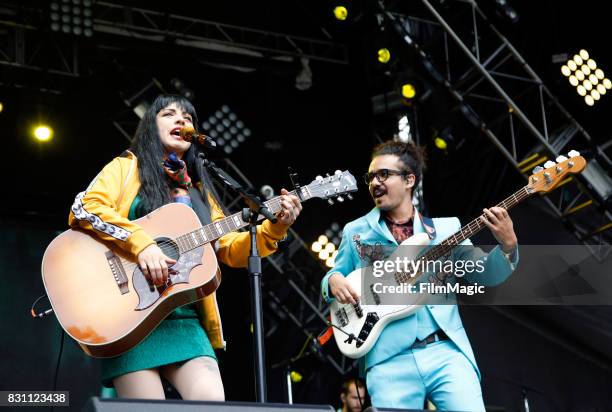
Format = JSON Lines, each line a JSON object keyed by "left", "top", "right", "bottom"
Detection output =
{"left": 321, "top": 208, "right": 518, "bottom": 377}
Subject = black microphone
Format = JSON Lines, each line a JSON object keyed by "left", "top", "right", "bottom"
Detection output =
{"left": 180, "top": 126, "right": 217, "bottom": 149}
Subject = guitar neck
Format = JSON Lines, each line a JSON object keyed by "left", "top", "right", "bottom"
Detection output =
{"left": 424, "top": 185, "right": 533, "bottom": 262}
{"left": 174, "top": 188, "right": 310, "bottom": 252}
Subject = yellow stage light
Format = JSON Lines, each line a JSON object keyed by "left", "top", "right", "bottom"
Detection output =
{"left": 333, "top": 6, "right": 348, "bottom": 21}
{"left": 434, "top": 137, "right": 447, "bottom": 150}
{"left": 34, "top": 125, "right": 53, "bottom": 142}
{"left": 401, "top": 84, "right": 416, "bottom": 99}
{"left": 377, "top": 48, "right": 391, "bottom": 64}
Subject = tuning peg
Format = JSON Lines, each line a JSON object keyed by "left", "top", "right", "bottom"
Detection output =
{"left": 568, "top": 150, "right": 580, "bottom": 158}
{"left": 347, "top": 194, "right": 353, "bottom": 200}
{"left": 532, "top": 166, "right": 544, "bottom": 174}
{"left": 555, "top": 155, "right": 568, "bottom": 163}
{"left": 316, "top": 175, "right": 323, "bottom": 182}
{"left": 327, "top": 198, "right": 334, "bottom": 205}
{"left": 336, "top": 196, "right": 344, "bottom": 202}
{"left": 543, "top": 160, "right": 556, "bottom": 168}
{"left": 335, "top": 170, "right": 342, "bottom": 176}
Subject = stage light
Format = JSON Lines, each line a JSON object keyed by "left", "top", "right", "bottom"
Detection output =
{"left": 569, "top": 76, "right": 579, "bottom": 86}
{"left": 585, "top": 95, "right": 595, "bottom": 106}
{"left": 290, "top": 371, "right": 303, "bottom": 383}
{"left": 589, "top": 74, "right": 598, "bottom": 84}
{"left": 377, "top": 48, "right": 391, "bottom": 64}
{"left": 579, "top": 49, "right": 589, "bottom": 60}
{"left": 573, "top": 55, "right": 583, "bottom": 65}
{"left": 576, "top": 85, "right": 587, "bottom": 96}
{"left": 318, "top": 250, "right": 330, "bottom": 260}
{"left": 591, "top": 90, "right": 601, "bottom": 100}
{"left": 568, "top": 60, "right": 577, "bottom": 71}
{"left": 333, "top": 6, "right": 348, "bottom": 21}
{"left": 597, "top": 84, "right": 606, "bottom": 95}
{"left": 434, "top": 137, "right": 447, "bottom": 150}
{"left": 325, "top": 243, "right": 336, "bottom": 253}
{"left": 49, "top": 0, "right": 92, "bottom": 37}
{"left": 575, "top": 71, "right": 585, "bottom": 81}
{"left": 604, "top": 78, "right": 612, "bottom": 89}
{"left": 34, "top": 125, "right": 53, "bottom": 142}
{"left": 401, "top": 84, "right": 416, "bottom": 99}
{"left": 0, "top": 102, "right": 3, "bottom": 113}
{"left": 581, "top": 65, "right": 591, "bottom": 75}
{"left": 398, "top": 115, "right": 412, "bottom": 143}
{"left": 595, "top": 69, "right": 604, "bottom": 80}
{"left": 583, "top": 80, "right": 593, "bottom": 91}
{"left": 311, "top": 242, "right": 322, "bottom": 253}
{"left": 561, "top": 65, "right": 571, "bottom": 77}
{"left": 587, "top": 59, "right": 597, "bottom": 70}
{"left": 318, "top": 235, "right": 329, "bottom": 245}
{"left": 202, "top": 105, "right": 251, "bottom": 155}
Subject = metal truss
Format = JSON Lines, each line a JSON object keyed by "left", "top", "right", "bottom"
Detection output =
{"left": 379, "top": 0, "right": 612, "bottom": 260}
{"left": 94, "top": 1, "right": 348, "bottom": 65}
{"left": 0, "top": 5, "right": 79, "bottom": 91}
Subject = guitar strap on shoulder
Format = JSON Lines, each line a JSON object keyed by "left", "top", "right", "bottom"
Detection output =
{"left": 418, "top": 211, "right": 436, "bottom": 240}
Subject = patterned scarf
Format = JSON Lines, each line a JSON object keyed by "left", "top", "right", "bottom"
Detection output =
{"left": 162, "top": 152, "right": 193, "bottom": 207}
{"left": 383, "top": 214, "right": 414, "bottom": 244}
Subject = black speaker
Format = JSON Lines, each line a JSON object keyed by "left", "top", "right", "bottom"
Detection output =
{"left": 83, "top": 397, "right": 334, "bottom": 412}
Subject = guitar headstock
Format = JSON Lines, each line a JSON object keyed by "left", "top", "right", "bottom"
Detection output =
{"left": 527, "top": 150, "right": 587, "bottom": 194}
{"left": 306, "top": 170, "right": 358, "bottom": 204}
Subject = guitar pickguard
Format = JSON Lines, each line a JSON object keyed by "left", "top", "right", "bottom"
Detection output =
{"left": 132, "top": 245, "right": 205, "bottom": 310}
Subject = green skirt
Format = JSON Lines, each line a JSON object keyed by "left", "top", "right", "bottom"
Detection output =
{"left": 101, "top": 304, "right": 217, "bottom": 387}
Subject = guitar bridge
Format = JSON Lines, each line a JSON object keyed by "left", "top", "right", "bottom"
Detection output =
{"left": 106, "top": 251, "right": 129, "bottom": 294}
{"left": 335, "top": 307, "right": 349, "bottom": 327}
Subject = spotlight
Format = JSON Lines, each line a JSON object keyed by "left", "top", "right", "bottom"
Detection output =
{"left": 562, "top": 50, "right": 610, "bottom": 106}
{"left": 201, "top": 105, "right": 251, "bottom": 155}
{"left": 49, "top": 0, "right": 92, "bottom": 37}
{"left": 434, "top": 136, "right": 447, "bottom": 150}
{"left": 34, "top": 125, "right": 53, "bottom": 142}
{"left": 333, "top": 6, "right": 348, "bottom": 21}
{"left": 397, "top": 115, "right": 412, "bottom": 143}
{"left": 377, "top": 48, "right": 391, "bottom": 64}
{"left": 0, "top": 102, "right": 3, "bottom": 113}
{"left": 401, "top": 84, "right": 416, "bottom": 99}
{"left": 312, "top": 223, "right": 343, "bottom": 267}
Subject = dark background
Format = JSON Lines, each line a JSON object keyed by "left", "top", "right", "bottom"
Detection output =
{"left": 1, "top": 1, "right": 611, "bottom": 411}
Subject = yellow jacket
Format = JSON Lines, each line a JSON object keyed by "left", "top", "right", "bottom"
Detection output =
{"left": 68, "top": 151, "right": 288, "bottom": 349}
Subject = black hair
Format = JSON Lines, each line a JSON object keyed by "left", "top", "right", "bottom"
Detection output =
{"left": 371, "top": 140, "right": 427, "bottom": 187}
{"left": 129, "top": 94, "right": 218, "bottom": 215}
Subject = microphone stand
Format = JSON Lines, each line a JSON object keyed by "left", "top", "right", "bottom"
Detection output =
{"left": 197, "top": 153, "right": 273, "bottom": 402}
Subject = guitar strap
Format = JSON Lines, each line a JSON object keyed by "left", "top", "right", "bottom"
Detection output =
{"left": 188, "top": 187, "right": 213, "bottom": 226}
{"left": 418, "top": 211, "right": 436, "bottom": 240}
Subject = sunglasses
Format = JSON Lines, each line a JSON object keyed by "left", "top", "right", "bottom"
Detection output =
{"left": 363, "top": 169, "right": 410, "bottom": 185}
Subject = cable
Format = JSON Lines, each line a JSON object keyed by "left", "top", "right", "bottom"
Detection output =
{"left": 355, "top": 377, "right": 365, "bottom": 412}
{"left": 50, "top": 328, "right": 65, "bottom": 412}
{"left": 31, "top": 294, "right": 53, "bottom": 319}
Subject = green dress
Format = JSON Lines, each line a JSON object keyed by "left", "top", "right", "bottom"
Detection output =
{"left": 101, "top": 195, "right": 217, "bottom": 387}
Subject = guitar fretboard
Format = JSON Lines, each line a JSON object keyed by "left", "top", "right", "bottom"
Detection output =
{"left": 395, "top": 185, "right": 533, "bottom": 283}
{"left": 174, "top": 188, "right": 309, "bottom": 253}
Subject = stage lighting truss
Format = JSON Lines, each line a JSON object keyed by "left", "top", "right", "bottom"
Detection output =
{"left": 50, "top": 0, "right": 93, "bottom": 37}
{"left": 561, "top": 50, "right": 611, "bottom": 107}
{"left": 202, "top": 105, "right": 252, "bottom": 155}
{"left": 311, "top": 223, "right": 342, "bottom": 268}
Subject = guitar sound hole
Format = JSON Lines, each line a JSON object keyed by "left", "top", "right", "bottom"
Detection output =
{"left": 156, "top": 237, "right": 180, "bottom": 261}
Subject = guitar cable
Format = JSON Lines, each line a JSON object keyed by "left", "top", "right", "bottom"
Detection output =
{"left": 30, "top": 294, "right": 54, "bottom": 318}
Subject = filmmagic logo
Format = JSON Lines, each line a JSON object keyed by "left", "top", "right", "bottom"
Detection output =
{"left": 371, "top": 282, "right": 486, "bottom": 296}
{"left": 372, "top": 257, "right": 485, "bottom": 278}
